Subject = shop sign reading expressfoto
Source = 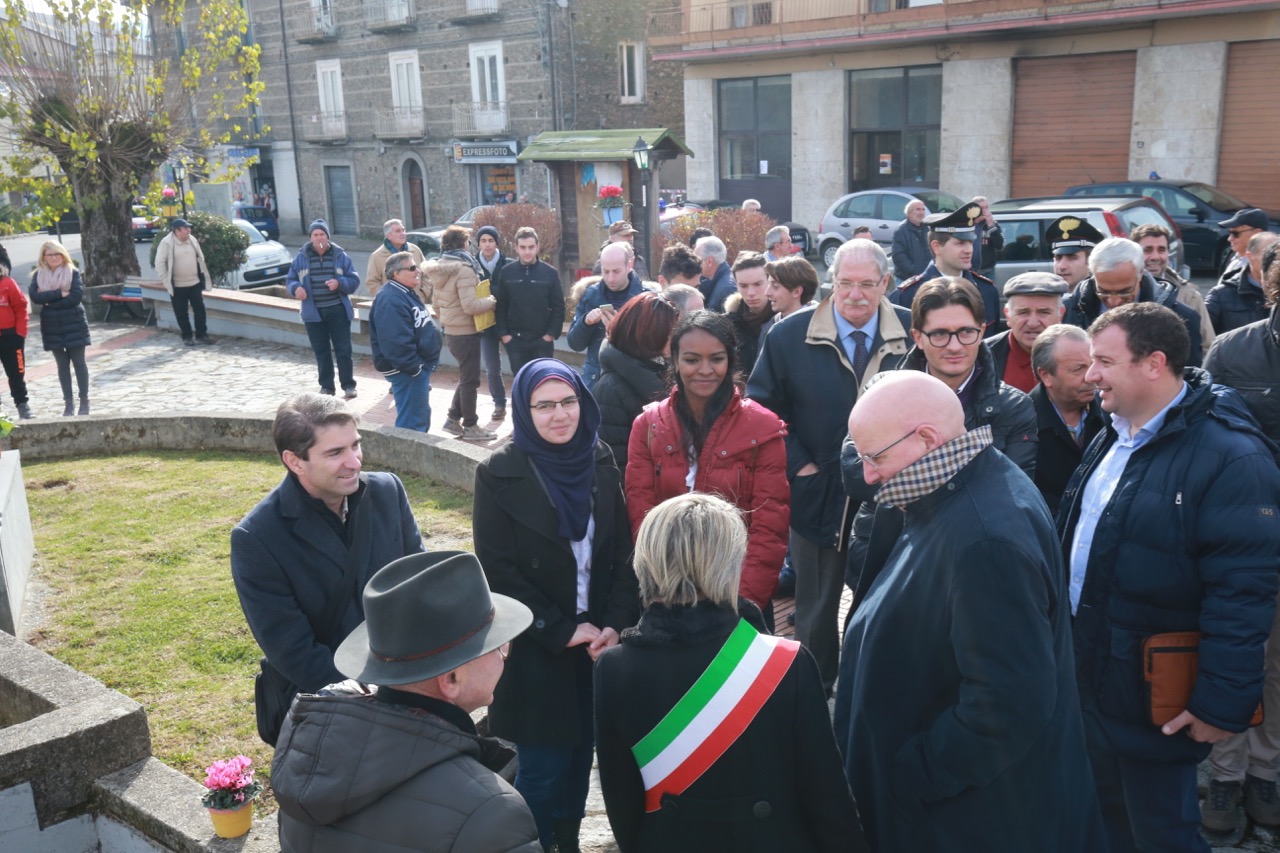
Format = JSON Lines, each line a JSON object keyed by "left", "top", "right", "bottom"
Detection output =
{"left": 453, "top": 141, "right": 519, "bottom": 164}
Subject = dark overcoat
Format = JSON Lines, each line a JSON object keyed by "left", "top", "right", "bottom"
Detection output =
{"left": 30, "top": 268, "right": 91, "bottom": 351}
{"left": 835, "top": 447, "right": 1105, "bottom": 853}
{"left": 1030, "top": 384, "right": 1105, "bottom": 517}
{"left": 473, "top": 440, "right": 639, "bottom": 744}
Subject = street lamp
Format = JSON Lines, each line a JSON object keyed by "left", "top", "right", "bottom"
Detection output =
{"left": 632, "top": 137, "right": 651, "bottom": 274}
{"left": 173, "top": 162, "right": 188, "bottom": 219}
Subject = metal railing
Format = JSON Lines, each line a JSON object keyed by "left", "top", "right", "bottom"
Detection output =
{"left": 452, "top": 101, "right": 509, "bottom": 137}
{"left": 363, "top": 0, "right": 416, "bottom": 30}
{"left": 442, "top": 0, "right": 501, "bottom": 20}
{"left": 300, "top": 111, "right": 348, "bottom": 143}
{"left": 373, "top": 107, "right": 426, "bottom": 139}
{"left": 293, "top": 9, "right": 337, "bottom": 41}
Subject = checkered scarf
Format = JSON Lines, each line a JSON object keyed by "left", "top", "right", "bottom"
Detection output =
{"left": 876, "top": 425, "right": 994, "bottom": 509}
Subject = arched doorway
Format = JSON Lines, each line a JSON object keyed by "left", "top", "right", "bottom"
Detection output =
{"left": 402, "top": 158, "right": 427, "bottom": 229}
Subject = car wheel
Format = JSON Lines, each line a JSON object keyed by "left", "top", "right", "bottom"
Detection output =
{"left": 822, "top": 240, "right": 843, "bottom": 269}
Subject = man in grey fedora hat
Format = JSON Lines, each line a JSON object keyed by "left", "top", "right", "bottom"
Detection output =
{"left": 271, "top": 551, "right": 541, "bottom": 853}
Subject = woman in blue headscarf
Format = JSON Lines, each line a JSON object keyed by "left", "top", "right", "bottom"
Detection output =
{"left": 473, "top": 358, "right": 639, "bottom": 853}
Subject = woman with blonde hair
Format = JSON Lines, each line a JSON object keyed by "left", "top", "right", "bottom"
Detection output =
{"left": 594, "top": 493, "right": 868, "bottom": 853}
{"left": 30, "top": 240, "right": 90, "bottom": 415}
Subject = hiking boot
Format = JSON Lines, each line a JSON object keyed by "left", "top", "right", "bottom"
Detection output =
{"left": 442, "top": 417, "right": 464, "bottom": 436}
{"left": 16, "top": 402, "right": 32, "bottom": 420}
{"left": 459, "top": 425, "right": 497, "bottom": 442}
{"left": 491, "top": 406, "right": 506, "bottom": 421}
{"left": 1202, "top": 779, "right": 1244, "bottom": 834}
{"left": 1245, "top": 775, "right": 1280, "bottom": 828}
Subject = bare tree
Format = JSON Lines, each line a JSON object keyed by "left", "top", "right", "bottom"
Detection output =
{"left": 0, "top": 0, "right": 263, "bottom": 287}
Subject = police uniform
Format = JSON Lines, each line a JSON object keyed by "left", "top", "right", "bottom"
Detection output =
{"left": 1045, "top": 216, "right": 1105, "bottom": 258}
{"left": 890, "top": 204, "right": 1003, "bottom": 334}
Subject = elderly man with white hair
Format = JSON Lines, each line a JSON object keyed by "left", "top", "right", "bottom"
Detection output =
{"left": 1061, "top": 236, "right": 1204, "bottom": 367}
{"left": 694, "top": 236, "right": 737, "bottom": 312}
{"left": 890, "top": 199, "right": 930, "bottom": 282}
{"left": 764, "top": 225, "right": 794, "bottom": 262}
{"left": 366, "top": 219, "right": 427, "bottom": 300}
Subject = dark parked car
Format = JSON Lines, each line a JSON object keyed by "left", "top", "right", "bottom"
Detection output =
{"left": 815, "top": 187, "right": 964, "bottom": 268}
{"left": 404, "top": 230, "right": 442, "bottom": 261}
{"left": 989, "top": 195, "right": 1186, "bottom": 288}
{"left": 233, "top": 204, "right": 280, "bottom": 241}
{"left": 1064, "top": 180, "right": 1280, "bottom": 272}
{"left": 45, "top": 209, "right": 80, "bottom": 235}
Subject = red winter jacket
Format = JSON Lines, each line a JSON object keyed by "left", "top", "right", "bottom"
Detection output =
{"left": 0, "top": 276, "right": 28, "bottom": 336}
{"left": 626, "top": 388, "right": 790, "bottom": 608}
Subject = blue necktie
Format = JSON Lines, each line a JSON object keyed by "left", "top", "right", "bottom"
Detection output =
{"left": 851, "top": 330, "right": 870, "bottom": 383}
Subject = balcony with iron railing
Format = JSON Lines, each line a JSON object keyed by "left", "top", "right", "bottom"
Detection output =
{"left": 442, "top": 0, "right": 502, "bottom": 23}
{"left": 294, "top": 9, "right": 338, "bottom": 43}
{"left": 374, "top": 107, "right": 426, "bottom": 140}
{"left": 646, "top": 0, "right": 1224, "bottom": 50}
{"left": 301, "top": 111, "right": 348, "bottom": 144}
{"left": 452, "top": 101, "right": 509, "bottom": 137}
{"left": 364, "top": 0, "right": 417, "bottom": 32}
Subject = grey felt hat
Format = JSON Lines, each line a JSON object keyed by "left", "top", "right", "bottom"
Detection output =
{"left": 335, "top": 551, "right": 532, "bottom": 686}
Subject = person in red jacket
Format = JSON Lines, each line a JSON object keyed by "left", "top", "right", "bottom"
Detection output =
{"left": 0, "top": 244, "right": 31, "bottom": 419}
{"left": 626, "top": 310, "right": 789, "bottom": 614}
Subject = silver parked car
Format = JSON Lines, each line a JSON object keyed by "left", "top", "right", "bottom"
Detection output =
{"left": 815, "top": 187, "right": 964, "bottom": 268}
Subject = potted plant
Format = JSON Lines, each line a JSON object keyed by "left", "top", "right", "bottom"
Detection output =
{"left": 595, "top": 184, "right": 627, "bottom": 226}
{"left": 201, "top": 754, "right": 262, "bottom": 838}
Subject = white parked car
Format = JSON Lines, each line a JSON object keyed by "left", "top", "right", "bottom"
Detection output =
{"left": 225, "top": 219, "right": 291, "bottom": 289}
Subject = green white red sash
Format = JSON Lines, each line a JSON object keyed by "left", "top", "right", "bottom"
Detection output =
{"left": 631, "top": 618, "right": 800, "bottom": 812}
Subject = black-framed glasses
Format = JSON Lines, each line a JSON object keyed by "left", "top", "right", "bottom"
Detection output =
{"left": 530, "top": 395, "right": 580, "bottom": 414}
{"left": 854, "top": 427, "right": 919, "bottom": 469}
{"left": 922, "top": 327, "right": 982, "bottom": 347}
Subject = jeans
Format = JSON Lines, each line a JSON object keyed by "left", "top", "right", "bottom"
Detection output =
{"left": 170, "top": 285, "right": 208, "bottom": 340}
{"left": 446, "top": 333, "right": 483, "bottom": 426}
{"left": 0, "top": 333, "right": 28, "bottom": 405}
{"left": 304, "top": 304, "right": 355, "bottom": 393}
{"left": 387, "top": 368, "right": 432, "bottom": 432}
{"left": 52, "top": 347, "right": 89, "bottom": 401}
{"left": 504, "top": 335, "right": 555, "bottom": 379}
{"left": 481, "top": 326, "right": 506, "bottom": 408}
{"left": 514, "top": 649, "right": 595, "bottom": 851}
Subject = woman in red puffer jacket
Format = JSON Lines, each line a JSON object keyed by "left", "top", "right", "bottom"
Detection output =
{"left": 626, "top": 310, "right": 789, "bottom": 611}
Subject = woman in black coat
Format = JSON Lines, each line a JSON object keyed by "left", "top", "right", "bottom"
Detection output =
{"left": 592, "top": 292, "right": 678, "bottom": 477}
{"left": 473, "top": 358, "right": 639, "bottom": 853}
{"left": 594, "top": 493, "right": 868, "bottom": 853}
{"left": 30, "top": 240, "right": 91, "bottom": 416}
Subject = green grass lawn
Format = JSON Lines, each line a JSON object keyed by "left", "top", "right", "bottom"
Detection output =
{"left": 23, "top": 451, "right": 474, "bottom": 810}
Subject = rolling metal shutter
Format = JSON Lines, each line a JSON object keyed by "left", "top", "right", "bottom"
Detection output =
{"left": 1010, "top": 53, "right": 1136, "bottom": 198}
{"left": 1217, "top": 41, "right": 1280, "bottom": 210}
{"left": 324, "top": 166, "right": 358, "bottom": 235}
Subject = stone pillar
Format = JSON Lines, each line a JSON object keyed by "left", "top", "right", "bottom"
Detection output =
{"left": 792, "top": 69, "right": 848, "bottom": 233}
{"left": 683, "top": 77, "right": 718, "bottom": 201}
{"left": 939, "top": 58, "right": 1013, "bottom": 202}
{"left": 1130, "top": 43, "right": 1227, "bottom": 183}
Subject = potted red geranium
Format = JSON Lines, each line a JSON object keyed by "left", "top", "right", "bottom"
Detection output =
{"left": 201, "top": 755, "right": 263, "bottom": 838}
{"left": 595, "top": 184, "right": 628, "bottom": 226}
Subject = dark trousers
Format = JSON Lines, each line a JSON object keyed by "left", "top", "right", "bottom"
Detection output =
{"left": 1083, "top": 705, "right": 1210, "bottom": 853}
{"left": 446, "top": 333, "right": 483, "bottom": 426}
{"left": 0, "top": 333, "right": 28, "bottom": 404}
{"left": 504, "top": 335, "right": 554, "bottom": 378}
{"left": 789, "top": 529, "right": 845, "bottom": 694}
{"left": 170, "top": 285, "right": 207, "bottom": 340}
{"left": 481, "top": 326, "right": 507, "bottom": 408}
{"left": 304, "top": 304, "right": 355, "bottom": 393}
{"left": 52, "top": 347, "right": 89, "bottom": 401}
{"left": 514, "top": 648, "right": 594, "bottom": 851}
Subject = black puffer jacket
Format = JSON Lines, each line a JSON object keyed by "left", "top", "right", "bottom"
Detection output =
{"left": 594, "top": 341, "right": 667, "bottom": 475}
{"left": 1206, "top": 264, "right": 1268, "bottom": 335}
{"left": 1204, "top": 307, "right": 1280, "bottom": 440}
{"left": 841, "top": 342, "right": 1038, "bottom": 594}
{"left": 29, "top": 268, "right": 91, "bottom": 351}
{"left": 1062, "top": 271, "right": 1204, "bottom": 367}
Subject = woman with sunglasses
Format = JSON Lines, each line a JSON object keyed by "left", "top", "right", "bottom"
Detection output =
{"left": 30, "top": 240, "right": 91, "bottom": 416}
{"left": 473, "top": 358, "right": 639, "bottom": 853}
{"left": 625, "top": 310, "right": 789, "bottom": 616}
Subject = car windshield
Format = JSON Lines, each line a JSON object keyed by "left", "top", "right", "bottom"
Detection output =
{"left": 914, "top": 191, "right": 962, "bottom": 213}
{"left": 235, "top": 222, "right": 265, "bottom": 244}
{"left": 1183, "top": 183, "right": 1251, "bottom": 211}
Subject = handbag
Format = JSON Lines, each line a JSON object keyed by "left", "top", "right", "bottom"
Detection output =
{"left": 1142, "top": 631, "right": 1263, "bottom": 728}
{"left": 473, "top": 277, "right": 496, "bottom": 333}
{"left": 253, "top": 488, "right": 376, "bottom": 746}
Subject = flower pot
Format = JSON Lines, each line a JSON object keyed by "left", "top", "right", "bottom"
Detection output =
{"left": 208, "top": 802, "right": 254, "bottom": 838}
{"left": 602, "top": 206, "right": 623, "bottom": 226}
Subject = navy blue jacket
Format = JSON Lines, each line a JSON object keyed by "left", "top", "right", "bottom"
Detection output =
{"left": 287, "top": 242, "right": 360, "bottom": 322}
{"left": 1062, "top": 271, "right": 1204, "bottom": 368}
{"left": 567, "top": 271, "right": 647, "bottom": 380}
{"left": 369, "top": 280, "right": 441, "bottom": 377}
{"left": 30, "top": 268, "right": 91, "bottom": 351}
{"left": 890, "top": 262, "right": 1001, "bottom": 332}
{"left": 890, "top": 220, "right": 930, "bottom": 281}
{"left": 1206, "top": 263, "right": 1268, "bottom": 335}
{"left": 1059, "top": 370, "right": 1280, "bottom": 761}
{"left": 699, "top": 262, "right": 736, "bottom": 312}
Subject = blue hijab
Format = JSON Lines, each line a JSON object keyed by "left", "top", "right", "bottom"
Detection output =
{"left": 512, "top": 359, "right": 602, "bottom": 542}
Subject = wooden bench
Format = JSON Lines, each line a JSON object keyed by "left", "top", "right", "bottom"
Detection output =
{"left": 101, "top": 285, "right": 154, "bottom": 325}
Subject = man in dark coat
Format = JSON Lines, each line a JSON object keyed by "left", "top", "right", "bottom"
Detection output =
{"left": 890, "top": 199, "right": 930, "bottom": 282}
{"left": 694, "top": 236, "right": 736, "bottom": 312}
{"left": 724, "top": 251, "right": 774, "bottom": 374}
{"left": 836, "top": 371, "right": 1105, "bottom": 853}
{"left": 747, "top": 238, "right": 911, "bottom": 693}
{"left": 495, "top": 226, "right": 565, "bottom": 377}
{"left": 231, "top": 394, "right": 426, "bottom": 700}
{"left": 985, "top": 271, "right": 1068, "bottom": 392}
{"left": 890, "top": 205, "right": 1001, "bottom": 334}
{"left": 1060, "top": 303, "right": 1280, "bottom": 852}
{"left": 1207, "top": 229, "right": 1277, "bottom": 335}
{"left": 1061, "top": 236, "right": 1204, "bottom": 367}
{"left": 567, "top": 243, "right": 648, "bottom": 389}
{"left": 1028, "top": 324, "right": 1104, "bottom": 516}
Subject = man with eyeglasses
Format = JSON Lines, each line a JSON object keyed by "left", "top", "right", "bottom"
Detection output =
{"left": 1207, "top": 226, "right": 1278, "bottom": 335}
{"left": 890, "top": 205, "right": 1002, "bottom": 335}
{"left": 842, "top": 276, "right": 1036, "bottom": 599}
{"left": 1062, "top": 237, "right": 1204, "bottom": 367}
{"left": 835, "top": 371, "right": 1105, "bottom": 853}
{"left": 747, "top": 238, "right": 911, "bottom": 694}
{"left": 1217, "top": 208, "right": 1268, "bottom": 281}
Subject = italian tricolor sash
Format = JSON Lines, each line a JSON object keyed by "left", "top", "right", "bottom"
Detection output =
{"left": 631, "top": 619, "right": 800, "bottom": 812}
